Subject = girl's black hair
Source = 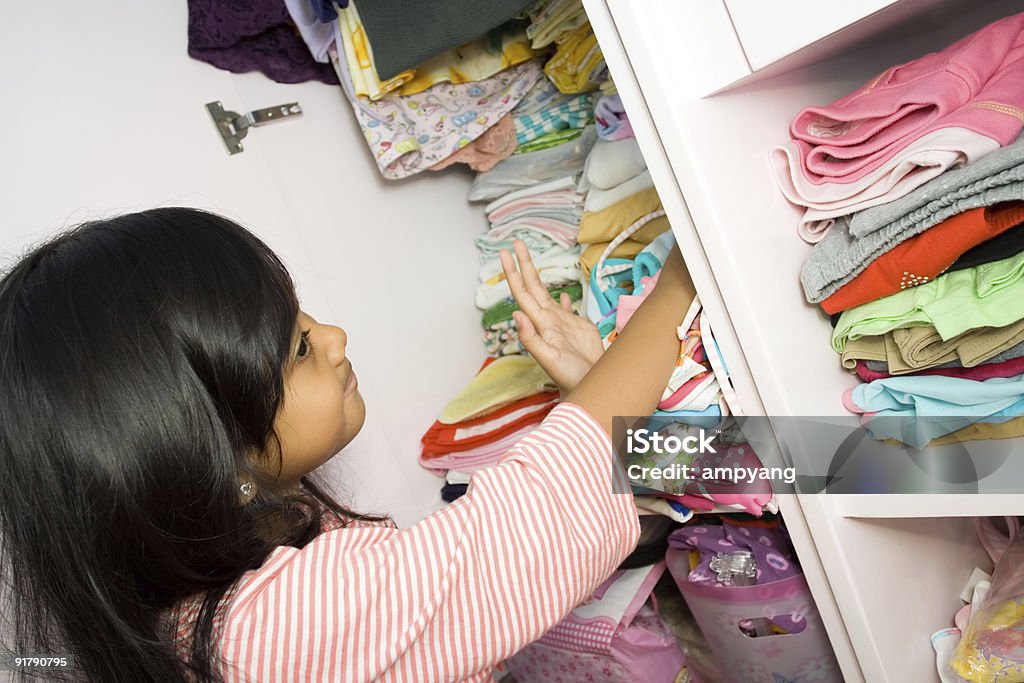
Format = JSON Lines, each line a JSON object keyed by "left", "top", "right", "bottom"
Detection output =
{"left": 0, "top": 208, "right": 381, "bottom": 681}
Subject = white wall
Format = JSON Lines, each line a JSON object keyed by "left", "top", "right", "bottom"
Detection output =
{"left": 0, "top": 1, "right": 488, "bottom": 526}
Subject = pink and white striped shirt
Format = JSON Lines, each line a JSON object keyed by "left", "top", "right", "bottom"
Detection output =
{"left": 173, "top": 403, "right": 639, "bottom": 681}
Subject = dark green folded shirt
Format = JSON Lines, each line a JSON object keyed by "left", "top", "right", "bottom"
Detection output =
{"left": 356, "top": 1, "right": 535, "bottom": 80}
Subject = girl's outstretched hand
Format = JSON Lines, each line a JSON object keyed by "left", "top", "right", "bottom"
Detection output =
{"left": 500, "top": 240, "right": 604, "bottom": 394}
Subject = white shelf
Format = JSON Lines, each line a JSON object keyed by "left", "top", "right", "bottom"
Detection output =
{"left": 713, "top": 0, "right": 981, "bottom": 94}
{"left": 724, "top": 0, "right": 899, "bottom": 70}
{"left": 835, "top": 494, "right": 1024, "bottom": 518}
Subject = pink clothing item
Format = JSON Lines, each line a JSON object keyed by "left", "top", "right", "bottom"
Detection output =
{"left": 487, "top": 190, "right": 583, "bottom": 225}
{"left": 689, "top": 441, "right": 773, "bottom": 516}
{"left": 841, "top": 386, "right": 860, "bottom": 413}
{"left": 430, "top": 114, "right": 517, "bottom": 172}
{"left": 653, "top": 442, "right": 773, "bottom": 517}
{"left": 791, "top": 12, "right": 1024, "bottom": 180}
{"left": 168, "top": 403, "right": 639, "bottom": 682}
{"left": 658, "top": 374, "right": 719, "bottom": 412}
{"left": 615, "top": 271, "right": 660, "bottom": 332}
{"left": 771, "top": 128, "right": 1000, "bottom": 243}
{"left": 854, "top": 355, "right": 1024, "bottom": 382}
{"left": 478, "top": 220, "right": 579, "bottom": 251}
{"left": 652, "top": 492, "right": 717, "bottom": 512}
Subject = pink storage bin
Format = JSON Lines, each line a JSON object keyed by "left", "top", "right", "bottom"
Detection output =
{"left": 666, "top": 548, "right": 842, "bottom": 683}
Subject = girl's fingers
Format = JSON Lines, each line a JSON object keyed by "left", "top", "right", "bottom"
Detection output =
{"left": 560, "top": 292, "right": 572, "bottom": 312}
{"left": 501, "top": 249, "right": 544, "bottom": 319}
{"left": 512, "top": 240, "right": 555, "bottom": 308}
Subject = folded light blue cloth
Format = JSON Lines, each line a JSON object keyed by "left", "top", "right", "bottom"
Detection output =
{"left": 648, "top": 406, "right": 723, "bottom": 430}
{"left": 847, "top": 373, "right": 1024, "bottom": 447}
{"left": 633, "top": 230, "right": 674, "bottom": 290}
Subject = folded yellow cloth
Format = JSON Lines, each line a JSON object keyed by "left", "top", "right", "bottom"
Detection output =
{"left": 544, "top": 22, "right": 602, "bottom": 94}
{"left": 527, "top": 0, "right": 588, "bottom": 48}
{"left": 440, "top": 355, "right": 557, "bottom": 424}
{"left": 883, "top": 415, "right": 1024, "bottom": 448}
{"left": 578, "top": 187, "right": 667, "bottom": 244}
{"left": 840, "top": 321, "right": 1024, "bottom": 373}
{"left": 337, "top": 2, "right": 415, "bottom": 101}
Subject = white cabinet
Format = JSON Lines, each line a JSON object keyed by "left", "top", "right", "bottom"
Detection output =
{"left": 5, "top": 1, "right": 1021, "bottom": 681}
{"left": 586, "top": 0, "right": 1024, "bottom": 680}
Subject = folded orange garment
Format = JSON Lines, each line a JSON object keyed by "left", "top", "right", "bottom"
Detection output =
{"left": 821, "top": 202, "right": 1024, "bottom": 314}
{"left": 421, "top": 390, "right": 559, "bottom": 458}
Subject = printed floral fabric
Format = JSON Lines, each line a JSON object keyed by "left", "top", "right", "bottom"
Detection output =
{"left": 331, "top": 51, "right": 542, "bottom": 179}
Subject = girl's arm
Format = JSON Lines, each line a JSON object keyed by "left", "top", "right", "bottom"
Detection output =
{"left": 566, "top": 245, "right": 695, "bottom": 436}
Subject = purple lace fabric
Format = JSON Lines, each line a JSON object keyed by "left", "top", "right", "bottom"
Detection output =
{"left": 187, "top": 0, "right": 338, "bottom": 85}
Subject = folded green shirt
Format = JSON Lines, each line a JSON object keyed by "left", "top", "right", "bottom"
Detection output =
{"left": 832, "top": 249, "right": 1024, "bottom": 353}
{"left": 515, "top": 128, "right": 584, "bottom": 155}
{"left": 481, "top": 282, "right": 583, "bottom": 328}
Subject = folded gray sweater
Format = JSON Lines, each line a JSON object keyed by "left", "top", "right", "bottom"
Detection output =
{"left": 801, "top": 136, "right": 1024, "bottom": 303}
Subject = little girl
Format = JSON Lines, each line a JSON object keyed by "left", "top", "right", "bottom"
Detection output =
{"left": 0, "top": 207, "right": 694, "bottom": 682}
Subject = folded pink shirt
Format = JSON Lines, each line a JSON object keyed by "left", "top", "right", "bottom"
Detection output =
{"left": 775, "top": 12, "right": 1024, "bottom": 242}
{"left": 855, "top": 355, "right": 1024, "bottom": 383}
{"left": 771, "top": 127, "right": 1000, "bottom": 242}
{"left": 486, "top": 190, "right": 582, "bottom": 225}
{"left": 792, "top": 11, "right": 1024, "bottom": 180}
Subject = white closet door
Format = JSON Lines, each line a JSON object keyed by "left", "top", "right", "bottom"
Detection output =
{"left": 0, "top": 1, "right": 484, "bottom": 526}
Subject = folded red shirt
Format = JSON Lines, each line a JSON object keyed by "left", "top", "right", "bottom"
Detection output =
{"left": 421, "top": 390, "right": 559, "bottom": 458}
{"left": 822, "top": 202, "right": 1024, "bottom": 314}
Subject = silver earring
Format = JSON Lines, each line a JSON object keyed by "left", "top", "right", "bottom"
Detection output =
{"left": 240, "top": 482, "right": 255, "bottom": 497}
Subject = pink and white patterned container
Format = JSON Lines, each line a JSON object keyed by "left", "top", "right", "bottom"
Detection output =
{"left": 666, "top": 548, "right": 842, "bottom": 683}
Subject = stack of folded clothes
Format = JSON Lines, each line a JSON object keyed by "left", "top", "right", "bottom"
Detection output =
{"left": 772, "top": 11, "right": 1024, "bottom": 448}
{"left": 418, "top": 356, "right": 558, "bottom": 480}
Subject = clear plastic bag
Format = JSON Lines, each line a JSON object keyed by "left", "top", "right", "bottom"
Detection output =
{"left": 950, "top": 517, "right": 1024, "bottom": 681}
{"left": 468, "top": 126, "right": 597, "bottom": 201}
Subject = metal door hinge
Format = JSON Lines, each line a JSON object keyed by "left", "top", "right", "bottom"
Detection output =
{"left": 206, "top": 101, "right": 303, "bottom": 155}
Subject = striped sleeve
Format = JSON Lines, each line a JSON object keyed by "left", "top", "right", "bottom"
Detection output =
{"left": 214, "top": 403, "right": 640, "bottom": 682}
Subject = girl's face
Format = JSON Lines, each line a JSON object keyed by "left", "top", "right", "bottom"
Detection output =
{"left": 268, "top": 310, "right": 365, "bottom": 485}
